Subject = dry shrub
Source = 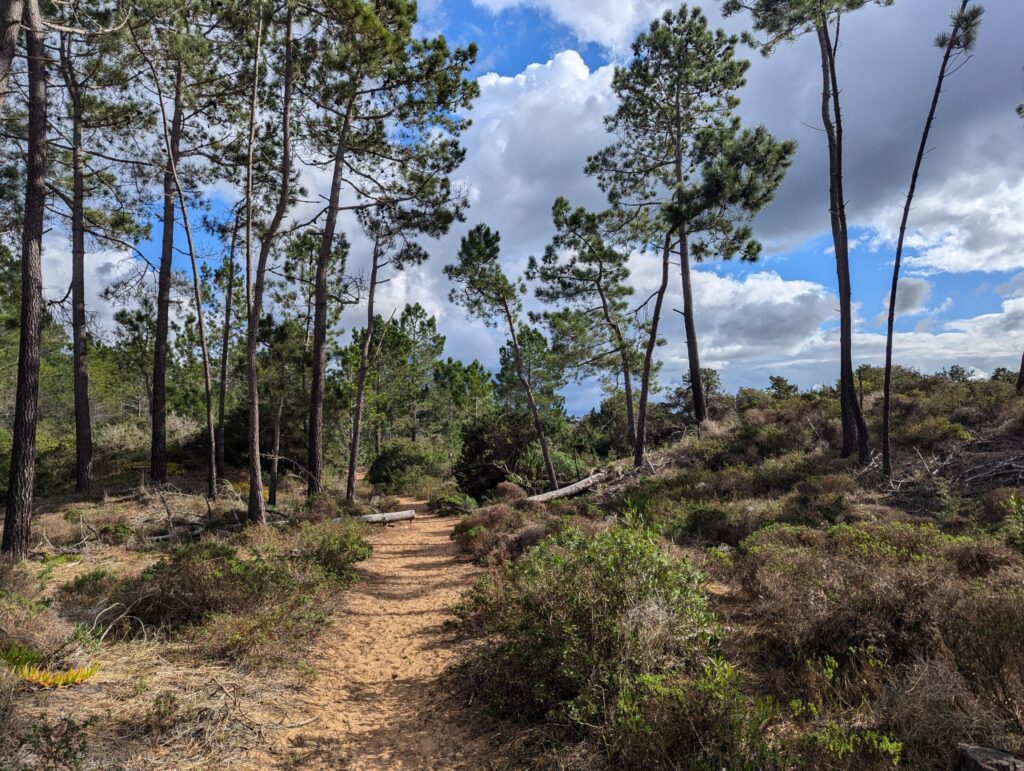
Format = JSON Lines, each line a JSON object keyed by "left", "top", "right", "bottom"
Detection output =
{"left": 452, "top": 503, "right": 544, "bottom": 562}
{"left": 980, "top": 487, "right": 1022, "bottom": 525}
{"left": 777, "top": 473, "right": 857, "bottom": 525}
{"left": 494, "top": 481, "right": 527, "bottom": 501}
{"left": 732, "top": 522, "right": 1024, "bottom": 764}
{"left": 879, "top": 657, "right": 1007, "bottom": 768}
{"left": 0, "top": 564, "right": 79, "bottom": 670}
{"left": 69, "top": 522, "right": 371, "bottom": 666}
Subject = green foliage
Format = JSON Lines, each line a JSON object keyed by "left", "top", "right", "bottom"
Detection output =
{"left": 14, "top": 715, "right": 93, "bottom": 771}
{"left": 431, "top": 493, "right": 476, "bottom": 518}
{"left": 612, "top": 660, "right": 783, "bottom": 769}
{"left": 999, "top": 495, "right": 1024, "bottom": 553}
{"left": 93, "top": 523, "right": 371, "bottom": 665}
{"left": 894, "top": 416, "right": 970, "bottom": 449}
{"left": 58, "top": 569, "right": 121, "bottom": 606}
{"left": 456, "top": 526, "right": 718, "bottom": 729}
{"left": 367, "top": 439, "right": 446, "bottom": 489}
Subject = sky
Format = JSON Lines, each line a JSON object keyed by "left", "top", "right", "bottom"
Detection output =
{"left": 43, "top": 0, "right": 1024, "bottom": 415}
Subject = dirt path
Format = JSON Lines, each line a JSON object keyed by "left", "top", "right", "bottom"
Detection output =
{"left": 259, "top": 513, "right": 505, "bottom": 769}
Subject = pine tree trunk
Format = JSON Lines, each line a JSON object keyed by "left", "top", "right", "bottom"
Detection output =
{"left": 246, "top": 11, "right": 292, "bottom": 524}
{"left": 269, "top": 395, "right": 283, "bottom": 507}
{"left": 1017, "top": 352, "right": 1024, "bottom": 394}
{"left": 216, "top": 224, "right": 237, "bottom": 481}
{"left": 68, "top": 64, "right": 92, "bottom": 492}
{"left": 345, "top": 246, "right": 378, "bottom": 502}
{"left": 633, "top": 233, "right": 672, "bottom": 468}
{"left": 150, "top": 63, "right": 184, "bottom": 484}
{"left": 503, "top": 301, "right": 558, "bottom": 491}
{"left": 0, "top": 0, "right": 23, "bottom": 115}
{"left": 308, "top": 98, "right": 355, "bottom": 497}
{"left": 2, "top": 0, "right": 45, "bottom": 560}
{"left": 597, "top": 285, "right": 636, "bottom": 450}
{"left": 882, "top": 0, "right": 968, "bottom": 478}
{"left": 679, "top": 223, "right": 706, "bottom": 424}
{"left": 178, "top": 200, "right": 217, "bottom": 500}
{"left": 817, "top": 20, "right": 869, "bottom": 465}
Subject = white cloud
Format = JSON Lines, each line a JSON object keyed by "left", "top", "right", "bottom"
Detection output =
{"left": 472, "top": 0, "right": 674, "bottom": 52}
{"left": 872, "top": 277, "right": 931, "bottom": 326}
{"left": 865, "top": 174, "right": 1024, "bottom": 275}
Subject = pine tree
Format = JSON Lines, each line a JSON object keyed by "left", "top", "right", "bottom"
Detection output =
{"left": 52, "top": 0, "right": 152, "bottom": 492}
{"left": 2, "top": 0, "right": 45, "bottom": 560}
{"left": 528, "top": 199, "right": 643, "bottom": 451}
{"left": 446, "top": 224, "right": 560, "bottom": 491}
{"left": 881, "top": 2, "right": 982, "bottom": 477}
{"left": 723, "top": 0, "right": 892, "bottom": 464}
{"left": 302, "top": 0, "right": 477, "bottom": 496}
{"left": 588, "top": 5, "right": 794, "bottom": 464}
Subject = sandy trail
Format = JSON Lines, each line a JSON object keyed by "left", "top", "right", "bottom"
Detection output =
{"left": 259, "top": 512, "right": 504, "bottom": 769}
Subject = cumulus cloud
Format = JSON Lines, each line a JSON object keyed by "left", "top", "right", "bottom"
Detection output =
{"left": 471, "top": 0, "right": 675, "bottom": 52}
{"left": 865, "top": 176, "right": 1024, "bottom": 275}
{"left": 872, "top": 277, "right": 931, "bottom": 325}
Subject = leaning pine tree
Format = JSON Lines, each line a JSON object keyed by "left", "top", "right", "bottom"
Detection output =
{"left": 445, "top": 225, "right": 560, "bottom": 492}
{"left": 881, "top": 2, "right": 982, "bottom": 477}
{"left": 587, "top": 5, "right": 794, "bottom": 465}
{"left": 527, "top": 199, "right": 643, "bottom": 453}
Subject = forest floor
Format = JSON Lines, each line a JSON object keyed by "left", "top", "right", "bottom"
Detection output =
{"left": 253, "top": 503, "right": 510, "bottom": 769}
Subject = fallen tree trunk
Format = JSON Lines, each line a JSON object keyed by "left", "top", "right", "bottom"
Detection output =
{"left": 528, "top": 472, "right": 608, "bottom": 503}
{"left": 350, "top": 510, "right": 416, "bottom": 524}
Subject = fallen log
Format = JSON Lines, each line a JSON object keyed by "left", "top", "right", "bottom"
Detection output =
{"left": 528, "top": 472, "right": 608, "bottom": 503}
{"left": 350, "top": 510, "right": 416, "bottom": 524}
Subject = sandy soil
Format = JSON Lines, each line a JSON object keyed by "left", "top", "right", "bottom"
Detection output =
{"left": 255, "top": 513, "right": 508, "bottom": 770}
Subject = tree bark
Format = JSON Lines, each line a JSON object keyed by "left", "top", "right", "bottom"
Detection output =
{"left": 882, "top": 0, "right": 968, "bottom": 478}
{"left": 817, "top": 20, "right": 869, "bottom": 465}
{"left": 2, "top": 0, "right": 45, "bottom": 560}
{"left": 345, "top": 241, "right": 379, "bottom": 502}
{"left": 633, "top": 233, "right": 672, "bottom": 468}
{"left": 503, "top": 301, "right": 558, "bottom": 491}
{"left": 178, "top": 196, "right": 216, "bottom": 500}
{"left": 678, "top": 223, "right": 706, "bottom": 424}
{"left": 150, "top": 62, "right": 184, "bottom": 483}
{"left": 528, "top": 471, "right": 608, "bottom": 502}
{"left": 246, "top": 9, "right": 293, "bottom": 524}
{"left": 597, "top": 284, "right": 636, "bottom": 450}
{"left": 216, "top": 222, "right": 237, "bottom": 481}
{"left": 308, "top": 96, "right": 355, "bottom": 497}
{"left": 1016, "top": 351, "right": 1024, "bottom": 394}
{"left": 62, "top": 37, "right": 93, "bottom": 492}
{"left": 0, "top": 0, "right": 23, "bottom": 115}
{"left": 268, "top": 394, "right": 283, "bottom": 507}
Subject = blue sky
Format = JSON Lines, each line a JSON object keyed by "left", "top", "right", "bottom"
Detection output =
{"left": 47, "top": 0, "right": 1024, "bottom": 416}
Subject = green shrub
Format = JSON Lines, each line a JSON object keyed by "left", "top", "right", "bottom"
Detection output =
{"left": 456, "top": 526, "right": 718, "bottom": 731}
{"left": 303, "top": 523, "right": 373, "bottom": 583}
{"left": 107, "top": 523, "right": 372, "bottom": 656}
{"left": 430, "top": 493, "right": 476, "bottom": 518}
{"left": 611, "top": 659, "right": 783, "bottom": 769}
{"left": 58, "top": 569, "right": 121, "bottom": 607}
{"left": 894, "top": 416, "right": 970, "bottom": 449}
{"left": 367, "top": 439, "right": 445, "bottom": 489}
{"left": 98, "top": 523, "right": 134, "bottom": 546}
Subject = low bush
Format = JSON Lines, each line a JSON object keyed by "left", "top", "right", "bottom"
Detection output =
{"left": 86, "top": 522, "right": 371, "bottom": 666}
{"left": 730, "top": 521, "right": 1024, "bottom": 764}
{"left": 367, "top": 439, "right": 446, "bottom": 489}
{"left": 611, "top": 659, "right": 783, "bottom": 769}
{"left": 894, "top": 416, "right": 970, "bottom": 450}
{"left": 451, "top": 503, "right": 543, "bottom": 562}
{"left": 456, "top": 526, "right": 719, "bottom": 735}
{"left": 430, "top": 492, "right": 476, "bottom": 518}
{"left": 493, "top": 481, "right": 527, "bottom": 501}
